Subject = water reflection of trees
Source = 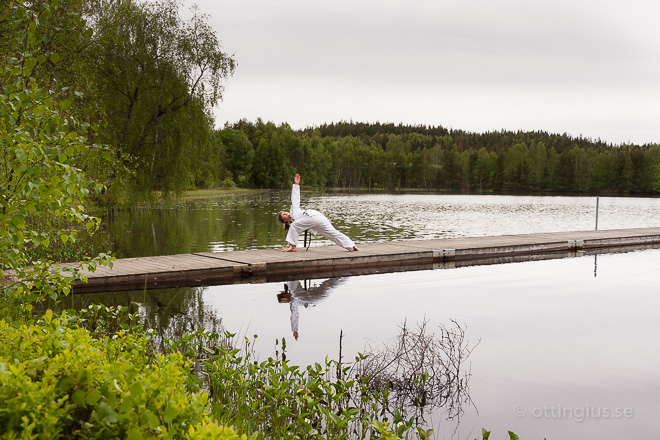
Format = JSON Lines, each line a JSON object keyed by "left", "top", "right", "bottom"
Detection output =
{"left": 354, "top": 319, "right": 477, "bottom": 424}
{"left": 95, "top": 192, "right": 288, "bottom": 258}
{"left": 135, "top": 287, "right": 224, "bottom": 352}
{"left": 59, "top": 286, "right": 224, "bottom": 350}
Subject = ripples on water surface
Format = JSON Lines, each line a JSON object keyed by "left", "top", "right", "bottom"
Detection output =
{"left": 101, "top": 193, "right": 660, "bottom": 257}
{"left": 314, "top": 194, "right": 660, "bottom": 241}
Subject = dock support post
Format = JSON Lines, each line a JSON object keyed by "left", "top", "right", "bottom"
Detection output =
{"left": 432, "top": 249, "right": 455, "bottom": 260}
{"left": 567, "top": 240, "right": 584, "bottom": 250}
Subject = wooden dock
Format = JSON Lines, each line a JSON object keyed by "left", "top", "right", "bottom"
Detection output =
{"left": 71, "top": 227, "right": 660, "bottom": 293}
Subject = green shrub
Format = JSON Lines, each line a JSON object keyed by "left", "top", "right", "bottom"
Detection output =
{"left": 202, "top": 333, "right": 420, "bottom": 440}
{"left": 0, "top": 311, "right": 246, "bottom": 439}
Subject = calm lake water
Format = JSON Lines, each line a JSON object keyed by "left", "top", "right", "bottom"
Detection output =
{"left": 96, "top": 192, "right": 660, "bottom": 257}
{"left": 75, "top": 193, "right": 660, "bottom": 439}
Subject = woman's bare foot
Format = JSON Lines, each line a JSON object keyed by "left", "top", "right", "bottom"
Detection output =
{"left": 352, "top": 245, "right": 359, "bottom": 251}
{"left": 282, "top": 245, "right": 297, "bottom": 252}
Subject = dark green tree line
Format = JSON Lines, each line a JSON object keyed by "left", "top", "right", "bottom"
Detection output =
{"left": 221, "top": 120, "right": 660, "bottom": 194}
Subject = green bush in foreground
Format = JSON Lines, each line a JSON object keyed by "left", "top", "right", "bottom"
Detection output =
{"left": 154, "top": 328, "right": 427, "bottom": 440}
{"left": 203, "top": 336, "right": 415, "bottom": 440}
{"left": 0, "top": 308, "right": 419, "bottom": 439}
{"left": 0, "top": 311, "right": 246, "bottom": 440}
{"left": 0, "top": 307, "right": 523, "bottom": 440}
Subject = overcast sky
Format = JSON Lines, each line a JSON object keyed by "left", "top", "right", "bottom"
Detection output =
{"left": 185, "top": 0, "right": 660, "bottom": 145}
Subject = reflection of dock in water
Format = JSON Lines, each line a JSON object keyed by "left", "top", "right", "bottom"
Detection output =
{"left": 71, "top": 227, "right": 660, "bottom": 293}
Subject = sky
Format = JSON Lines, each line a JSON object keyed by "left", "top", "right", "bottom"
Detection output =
{"left": 184, "top": 0, "right": 660, "bottom": 145}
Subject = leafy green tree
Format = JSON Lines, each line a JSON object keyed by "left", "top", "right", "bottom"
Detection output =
{"left": 545, "top": 147, "right": 560, "bottom": 189}
{"left": 556, "top": 150, "right": 575, "bottom": 191}
{"left": 565, "top": 146, "right": 596, "bottom": 191}
{"left": 526, "top": 141, "right": 547, "bottom": 189}
{"left": 473, "top": 148, "right": 497, "bottom": 192}
{"left": 0, "top": 0, "right": 92, "bottom": 105}
{"left": 251, "top": 122, "right": 292, "bottom": 188}
{"left": 385, "top": 134, "right": 407, "bottom": 187}
{"left": 502, "top": 142, "right": 528, "bottom": 191}
{"left": 420, "top": 143, "right": 443, "bottom": 188}
{"left": 301, "top": 132, "right": 331, "bottom": 187}
{"left": 628, "top": 146, "right": 652, "bottom": 193}
{"left": 87, "top": 0, "right": 235, "bottom": 199}
{"left": 619, "top": 151, "right": 634, "bottom": 193}
{"left": 336, "top": 136, "right": 371, "bottom": 188}
{"left": 216, "top": 128, "right": 254, "bottom": 187}
{"left": 190, "top": 115, "right": 227, "bottom": 189}
{"left": 593, "top": 150, "right": 616, "bottom": 190}
{"left": 0, "top": 0, "right": 112, "bottom": 319}
{"left": 457, "top": 149, "right": 471, "bottom": 191}
{"left": 642, "top": 145, "right": 660, "bottom": 193}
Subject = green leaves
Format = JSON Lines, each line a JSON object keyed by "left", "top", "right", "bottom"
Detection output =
{"left": 1, "top": 0, "right": 113, "bottom": 316}
{"left": 0, "top": 315, "right": 245, "bottom": 439}
{"left": 417, "top": 427, "right": 434, "bottom": 439}
{"left": 14, "top": 148, "right": 28, "bottom": 161}
{"left": 72, "top": 389, "right": 86, "bottom": 406}
{"left": 162, "top": 405, "right": 180, "bottom": 423}
{"left": 202, "top": 332, "right": 426, "bottom": 440}
{"left": 24, "top": 56, "right": 37, "bottom": 70}
{"left": 58, "top": 98, "right": 71, "bottom": 111}
{"left": 476, "top": 428, "right": 520, "bottom": 440}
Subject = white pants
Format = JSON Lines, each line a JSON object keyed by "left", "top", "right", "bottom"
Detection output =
{"left": 286, "top": 213, "right": 355, "bottom": 250}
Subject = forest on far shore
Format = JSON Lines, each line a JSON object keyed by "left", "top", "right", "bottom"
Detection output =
{"left": 213, "top": 119, "right": 660, "bottom": 195}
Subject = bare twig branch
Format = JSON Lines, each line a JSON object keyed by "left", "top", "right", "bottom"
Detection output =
{"left": 353, "top": 318, "right": 479, "bottom": 422}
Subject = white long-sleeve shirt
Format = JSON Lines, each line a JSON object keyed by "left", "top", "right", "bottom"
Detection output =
{"left": 289, "top": 184, "right": 304, "bottom": 221}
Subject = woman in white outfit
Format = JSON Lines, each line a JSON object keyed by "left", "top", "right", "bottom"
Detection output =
{"left": 277, "top": 174, "right": 359, "bottom": 252}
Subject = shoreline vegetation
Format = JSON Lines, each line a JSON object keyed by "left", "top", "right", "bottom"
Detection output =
{"left": 180, "top": 185, "right": 660, "bottom": 200}
{"left": 216, "top": 120, "right": 660, "bottom": 196}
{"left": 146, "top": 119, "right": 660, "bottom": 207}
{"left": 3, "top": 306, "right": 484, "bottom": 439}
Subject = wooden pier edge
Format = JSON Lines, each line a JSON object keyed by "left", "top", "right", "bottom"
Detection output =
{"left": 69, "top": 227, "right": 660, "bottom": 293}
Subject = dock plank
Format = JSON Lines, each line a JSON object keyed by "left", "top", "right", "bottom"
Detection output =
{"left": 70, "top": 227, "right": 660, "bottom": 293}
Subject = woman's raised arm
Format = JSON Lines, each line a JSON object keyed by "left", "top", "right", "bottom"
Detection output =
{"left": 291, "top": 174, "right": 301, "bottom": 209}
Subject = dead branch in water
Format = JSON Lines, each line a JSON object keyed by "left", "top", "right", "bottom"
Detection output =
{"left": 354, "top": 318, "right": 479, "bottom": 421}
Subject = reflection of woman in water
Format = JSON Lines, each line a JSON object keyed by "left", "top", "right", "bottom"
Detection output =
{"left": 277, "top": 278, "right": 348, "bottom": 340}
{"left": 277, "top": 174, "right": 359, "bottom": 253}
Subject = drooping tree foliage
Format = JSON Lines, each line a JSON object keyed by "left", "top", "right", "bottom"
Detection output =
{"left": 85, "top": 0, "right": 235, "bottom": 199}
{"left": 214, "top": 127, "right": 254, "bottom": 187}
{"left": 1, "top": 0, "right": 236, "bottom": 204}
